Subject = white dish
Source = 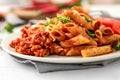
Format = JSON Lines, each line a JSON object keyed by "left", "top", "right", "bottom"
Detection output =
{"left": 1, "top": 33, "right": 120, "bottom": 63}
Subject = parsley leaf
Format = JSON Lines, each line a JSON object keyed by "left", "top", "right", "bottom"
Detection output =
{"left": 4, "top": 22, "right": 14, "bottom": 33}
{"left": 57, "top": 15, "right": 71, "bottom": 23}
{"left": 114, "top": 42, "right": 120, "bottom": 50}
{"left": 84, "top": 16, "right": 92, "bottom": 22}
{"left": 86, "top": 30, "right": 95, "bottom": 38}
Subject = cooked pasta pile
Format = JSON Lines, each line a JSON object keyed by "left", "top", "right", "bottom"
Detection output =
{"left": 10, "top": 6, "right": 120, "bottom": 57}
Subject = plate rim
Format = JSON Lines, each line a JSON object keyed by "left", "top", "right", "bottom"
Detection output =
{"left": 1, "top": 33, "right": 120, "bottom": 63}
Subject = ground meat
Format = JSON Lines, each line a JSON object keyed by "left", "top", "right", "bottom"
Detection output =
{"left": 9, "top": 26, "right": 53, "bottom": 57}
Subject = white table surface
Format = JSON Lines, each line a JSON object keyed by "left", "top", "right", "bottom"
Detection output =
{"left": 1, "top": 5, "right": 120, "bottom": 80}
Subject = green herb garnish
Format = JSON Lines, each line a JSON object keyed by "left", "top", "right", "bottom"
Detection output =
{"left": 84, "top": 16, "right": 92, "bottom": 22}
{"left": 57, "top": 15, "right": 71, "bottom": 23}
{"left": 114, "top": 42, "right": 120, "bottom": 50}
{"left": 4, "top": 22, "right": 14, "bottom": 33}
{"left": 86, "top": 30, "right": 95, "bottom": 38}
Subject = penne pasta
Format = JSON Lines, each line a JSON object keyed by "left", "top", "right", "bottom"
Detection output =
{"left": 60, "top": 34, "right": 90, "bottom": 47}
{"left": 63, "top": 23, "right": 79, "bottom": 36}
{"left": 59, "top": 48, "right": 70, "bottom": 56}
{"left": 64, "top": 33, "right": 74, "bottom": 39}
{"left": 80, "top": 28, "right": 97, "bottom": 46}
{"left": 50, "top": 43, "right": 64, "bottom": 55}
{"left": 96, "top": 34, "right": 120, "bottom": 46}
{"left": 66, "top": 46, "right": 96, "bottom": 56}
{"left": 72, "top": 6, "right": 94, "bottom": 20}
{"left": 99, "top": 25, "right": 114, "bottom": 36}
{"left": 95, "top": 30, "right": 103, "bottom": 39}
{"left": 62, "top": 23, "right": 86, "bottom": 38}
{"left": 62, "top": 10, "right": 94, "bottom": 30}
{"left": 81, "top": 45, "right": 113, "bottom": 57}
{"left": 50, "top": 30, "right": 66, "bottom": 41}
{"left": 92, "top": 20, "right": 102, "bottom": 30}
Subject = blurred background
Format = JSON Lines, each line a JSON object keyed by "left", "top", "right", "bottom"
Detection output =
{"left": 0, "top": 0, "right": 120, "bottom": 20}
{"left": 0, "top": 0, "right": 120, "bottom": 34}
{"left": 0, "top": 0, "right": 120, "bottom": 4}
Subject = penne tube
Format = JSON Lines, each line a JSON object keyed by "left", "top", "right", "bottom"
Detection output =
{"left": 65, "top": 33, "right": 74, "bottom": 39}
{"left": 50, "top": 43, "right": 64, "bottom": 55}
{"left": 95, "top": 30, "right": 103, "bottom": 39}
{"left": 85, "top": 35, "right": 97, "bottom": 46}
{"left": 72, "top": 6, "right": 94, "bottom": 20}
{"left": 99, "top": 25, "right": 114, "bottom": 36}
{"left": 59, "top": 48, "right": 70, "bottom": 56}
{"left": 66, "top": 46, "right": 96, "bottom": 56}
{"left": 102, "top": 27, "right": 113, "bottom": 36}
{"left": 50, "top": 30, "right": 66, "bottom": 41}
{"left": 92, "top": 20, "right": 102, "bottom": 30}
{"left": 60, "top": 34, "right": 90, "bottom": 47}
{"left": 96, "top": 34, "right": 120, "bottom": 46}
{"left": 81, "top": 45, "right": 113, "bottom": 57}
{"left": 63, "top": 23, "right": 79, "bottom": 36}
{"left": 73, "top": 10, "right": 94, "bottom": 30}
{"left": 62, "top": 23, "right": 86, "bottom": 38}
{"left": 62, "top": 10, "right": 94, "bottom": 30}
{"left": 79, "top": 28, "right": 97, "bottom": 46}
{"left": 79, "top": 13, "right": 91, "bottom": 18}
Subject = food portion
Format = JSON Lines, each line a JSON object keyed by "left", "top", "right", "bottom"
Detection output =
{"left": 9, "top": 6, "right": 120, "bottom": 57}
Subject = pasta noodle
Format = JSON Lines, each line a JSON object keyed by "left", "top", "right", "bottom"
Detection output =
{"left": 72, "top": 6, "right": 94, "bottom": 20}
{"left": 60, "top": 34, "right": 90, "bottom": 47}
{"left": 63, "top": 23, "right": 79, "bottom": 36}
{"left": 96, "top": 34, "right": 120, "bottom": 46}
{"left": 62, "top": 10, "right": 94, "bottom": 30}
{"left": 99, "top": 25, "right": 114, "bottom": 36}
{"left": 92, "top": 20, "right": 102, "bottom": 30}
{"left": 62, "top": 23, "right": 85, "bottom": 38}
{"left": 95, "top": 30, "right": 103, "bottom": 39}
{"left": 66, "top": 46, "right": 96, "bottom": 56}
{"left": 79, "top": 28, "right": 97, "bottom": 46}
{"left": 50, "top": 43, "right": 64, "bottom": 55}
{"left": 50, "top": 30, "right": 66, "bottom": 41}
{"left": 81, "top": 45, "right": 113, "bottom": 57}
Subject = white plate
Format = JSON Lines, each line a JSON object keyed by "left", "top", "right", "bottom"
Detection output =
{"left": 1, "top": 33, "right": 120, "bottom": 63}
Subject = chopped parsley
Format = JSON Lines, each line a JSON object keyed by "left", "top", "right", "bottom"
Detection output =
{"left": 57, "top": 15, "right": 71, "bottom": 23}
{"left": 86, "top": 30, "right": 95, "bottom": 38}
{"left": 4, "top": 22, "right": 14, "bottom": 33}
{"left": 84, "top": 16, "right": 92, "bottom": 22}
{"left": 113, "top": 42, "right": 120, "bottom": 50}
